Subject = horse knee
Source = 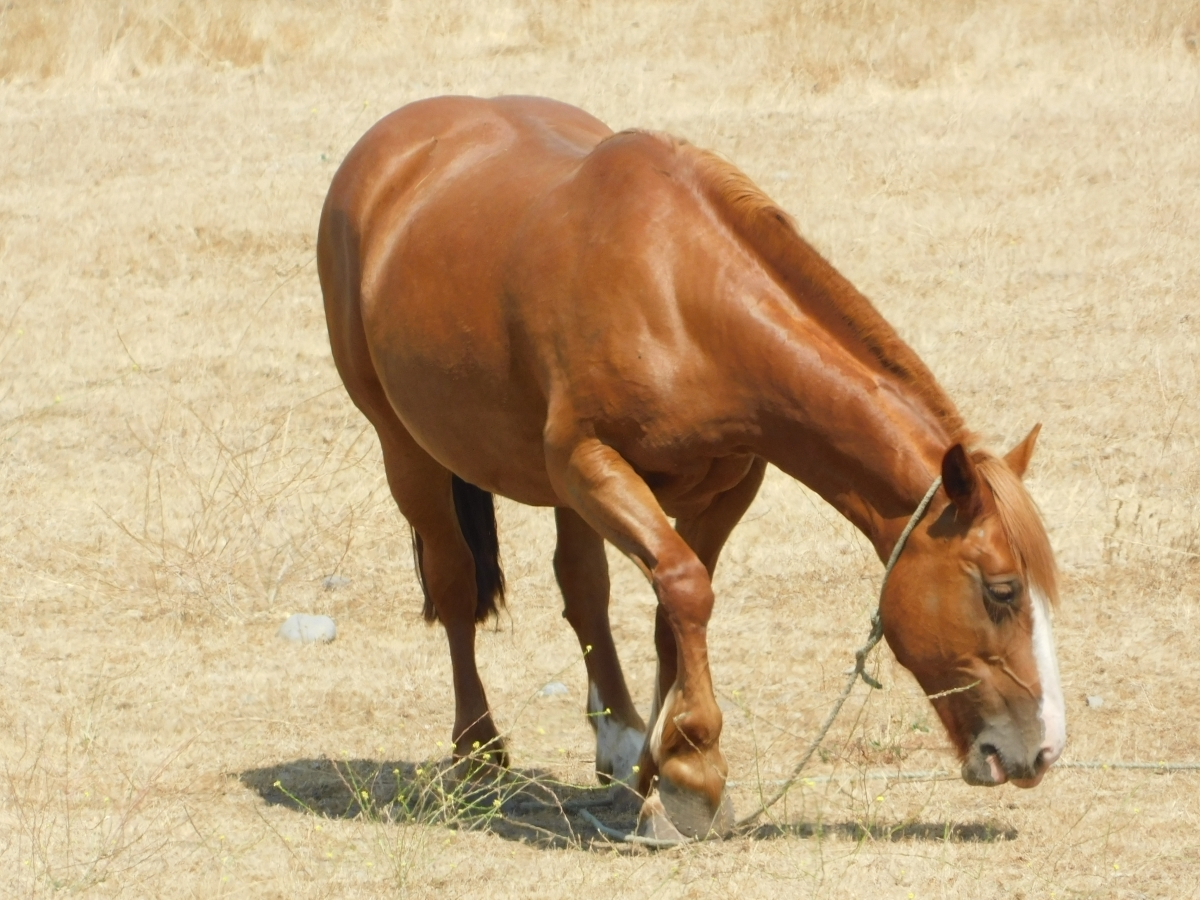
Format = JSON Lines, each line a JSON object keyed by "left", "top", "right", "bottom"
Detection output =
{"left": 652, "top": 554, "right": 714, "bottom": 628}
{"left": 649, "top": 555, "right": 722, "bottom": 758}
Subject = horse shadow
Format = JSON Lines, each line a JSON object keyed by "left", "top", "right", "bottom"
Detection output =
{"left": 236, "top": 757, "right": 1017, "bottom": 851}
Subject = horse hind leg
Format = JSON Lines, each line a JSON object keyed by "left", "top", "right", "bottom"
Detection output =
{"left": 553, "top": 508, "right": 645, "bottom": 786}
{"left": 377, "top": 421, "right": 509, "bottom": 767}
{"left": 319, "top": 210, "right": 506, "bottom": 765}
{"left": 413, "top": 476, "right": 506, "bottom": 625}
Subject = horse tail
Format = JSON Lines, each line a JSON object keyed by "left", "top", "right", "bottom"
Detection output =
{"left": 452, "top": 476, "right": 507, "bottom": 621}
{"left": 412, "top": 475, "right": 506, "bottom": 624}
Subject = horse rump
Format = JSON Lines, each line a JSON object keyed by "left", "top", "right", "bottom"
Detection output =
{"left": 411, "top": 476, "right": 506, "bottom": 623}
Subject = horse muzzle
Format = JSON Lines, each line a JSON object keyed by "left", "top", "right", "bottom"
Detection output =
{"left": 961, "top": 721, "right": 1062, "bottom": 788}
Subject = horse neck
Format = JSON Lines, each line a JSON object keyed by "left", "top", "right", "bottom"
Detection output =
{"left": 677, "top": 146, "right": 962, "bottom": 559}
{"left": 741, "top": 283, "right": 958, "bottom": 562}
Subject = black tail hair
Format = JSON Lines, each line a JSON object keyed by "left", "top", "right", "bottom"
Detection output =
{"left": 411, "top": 475, "right": 506, "bottom": 623}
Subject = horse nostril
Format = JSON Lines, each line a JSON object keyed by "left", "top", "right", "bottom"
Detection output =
{"left": 979, "top": 743, "right": 999, "bottom": 759}
{"left": 1034, "top": 748, "right": 1047, "bottom": 771}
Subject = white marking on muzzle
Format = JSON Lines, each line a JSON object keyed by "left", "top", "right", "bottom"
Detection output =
{"left": 1031, "top": 590, "right": 1066, "bottom": 766}
{"left": 588, "top": 683, "right": 645, "bottom": 784}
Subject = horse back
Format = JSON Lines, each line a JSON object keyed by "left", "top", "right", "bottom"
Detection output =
{"left": 318, "top": 98, "right": 607, "bottom": 497}
{"left": 319, "top": 97, "right": 770, "bottom": 503}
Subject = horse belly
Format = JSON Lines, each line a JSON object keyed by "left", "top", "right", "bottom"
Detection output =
{"left": 396, "top": 383, "right": 558, "bottom": 506}
{"left": 366, "top": 296, "right": 559, "bottom": 507}
{"left": 342, "top": 97, "right": 612, "bottom": 507}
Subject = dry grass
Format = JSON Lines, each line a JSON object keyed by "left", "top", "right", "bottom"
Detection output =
{"left": 1, "top": 1, "right": 1199, "bottom": 897}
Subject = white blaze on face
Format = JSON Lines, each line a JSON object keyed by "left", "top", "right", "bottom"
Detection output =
{"left": 1031, "top": 589, "right": 1066, "bottom": 765}
{"left": 588, "top": 683, "right": 645, "bottom": 784}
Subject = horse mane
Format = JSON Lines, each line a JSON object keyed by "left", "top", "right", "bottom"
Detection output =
{"left": 604, "top": 134, "right": 1054, "bottom": 600}
{"left": 600, "top": 134, "right": 1053, "bottom": 603}
{"left": 974, "top": 452, "right": 1059, "bottom": 606}
{"left": 664, "top": 135, "right": 966, "bottom": 442}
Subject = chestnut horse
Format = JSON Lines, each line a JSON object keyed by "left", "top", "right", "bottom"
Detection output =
{"left": 318, "top": 96, "right": 1065, "bottom": 839}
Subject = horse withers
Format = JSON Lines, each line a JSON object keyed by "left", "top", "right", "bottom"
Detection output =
{"left": 317, "top": 96, "right": 1064, "bottom": 839}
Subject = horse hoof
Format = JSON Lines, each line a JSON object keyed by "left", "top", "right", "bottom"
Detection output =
{"left": 636, "top": 794, "right": 690, "bottom": 843}
{"left": 657, "top": 773, "right": 734, "bottom": 839}
{"left": 453, "top": 735, "right": 509, "bottom": 772}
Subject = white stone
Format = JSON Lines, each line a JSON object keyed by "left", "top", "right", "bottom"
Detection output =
{"left": 538, "top": 681, "right": 569, "bottom": 698}
{"left": 277, "top": 613, "right": 337, "bottom": 644}
{"left": 1086, "top": 695, "right": 1104, "bottom": 708}
{"left": 322, "top": 574, "right": 351, "bottom": 591}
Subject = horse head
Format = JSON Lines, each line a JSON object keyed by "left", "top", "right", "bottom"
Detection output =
{"left": 881, "top": 425, "right": 1064, "bottom": 788}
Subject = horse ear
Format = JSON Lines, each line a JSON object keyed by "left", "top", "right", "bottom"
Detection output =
{"left": 1004, "top": 423, "right": 1042, "bottom": 479}
{"left": 942, "top": 444, "right": 982, "bottom": 519}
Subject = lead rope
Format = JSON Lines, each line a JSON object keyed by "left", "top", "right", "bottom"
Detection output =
{"left": 733, "top": 475, "right": 943, "bottom": 832}
{"left": 580, "top": 477, "right": 943, "bottom": 847}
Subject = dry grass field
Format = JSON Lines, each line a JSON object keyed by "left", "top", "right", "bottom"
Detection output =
{"left": 2, "top": 1, "right": 1199, "bottom": 896}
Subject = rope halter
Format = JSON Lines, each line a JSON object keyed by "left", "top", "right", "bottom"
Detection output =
{"left": 856, "top": 475, "right": 943, "bottom": 689}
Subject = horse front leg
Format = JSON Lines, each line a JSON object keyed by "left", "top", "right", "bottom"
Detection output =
{"left": 547, "top": 435, "right": 731, "bottom": 839}
{"left": 641, "top": 456, "right": 768, "bottom": 788}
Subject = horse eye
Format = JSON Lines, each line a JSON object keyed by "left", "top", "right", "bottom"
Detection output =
{"left": 984, "top": 580, "right": 1021, "bottom": 605}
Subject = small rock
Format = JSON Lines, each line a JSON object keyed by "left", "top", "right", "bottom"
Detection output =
{"left": 323, "top": 574, "right": 351, "bottom": 591}
{"left": 538, "top": 681, "right": 569, "bottom": 698}
{"left": 278, "top": 613, "right": 337, "bottom": 644}
{"left": 1086, "top": 695, "right": 1104, "bottom": 708}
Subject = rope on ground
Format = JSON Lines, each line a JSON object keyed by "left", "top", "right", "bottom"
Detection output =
{"left": 563, "top": 758, "right": 1200, "bottom": 848}
{"left": 731, "top": 624, "right": 883, "bottom": 830}
{"left": 1060, "top": 760, "right": 1200, "bottom": 772}
{"left": 733, "top": 476, "right": 943, "bottom": 831}
{"left": 577, "top": 808, "right": 695, "bottom": 849}
{"left": 729, "top": 760, "right": 1200, "bottom": 789}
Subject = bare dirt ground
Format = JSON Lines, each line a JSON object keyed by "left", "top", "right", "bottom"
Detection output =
{"left": 2, "top": 1, "right": 1198, "bottom": 897}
